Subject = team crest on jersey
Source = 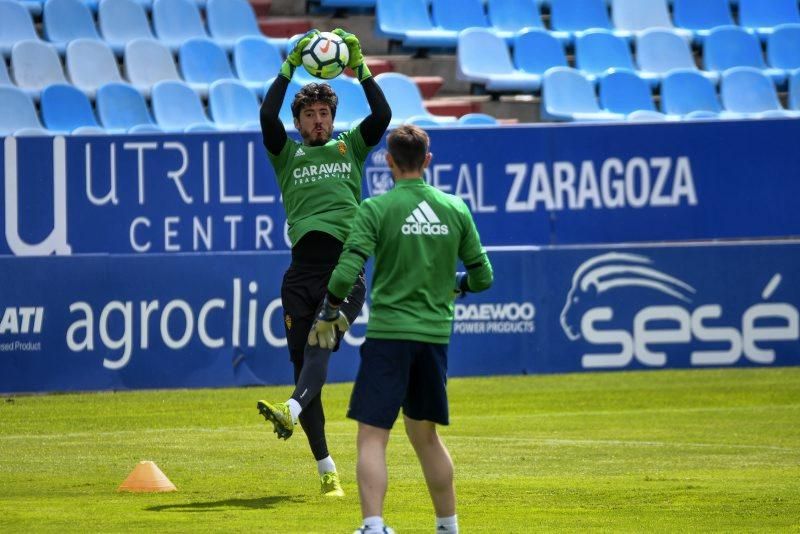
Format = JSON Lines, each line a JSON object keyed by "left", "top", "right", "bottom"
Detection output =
{"left": 285, "top": 314, "right": 292, "bottom": 330}
{"left": 338, "top": 141, "right": 347, "bottom": 156}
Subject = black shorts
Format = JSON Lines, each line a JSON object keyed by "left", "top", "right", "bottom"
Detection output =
{"left": 281, "top": 261, "right": 366, "bottom": 360}
{"left": 347, "top": 339, "right": 449, "bottom": 430}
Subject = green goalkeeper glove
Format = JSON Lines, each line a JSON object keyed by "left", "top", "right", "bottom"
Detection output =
{"left": 332, "top": 28, "right": 372, "bottom": 82}
{"left": 307, "top": 295, "right": 350, "bottom": 350}
{"left": 280, "top": 29, "right": 319, "bottom": 80}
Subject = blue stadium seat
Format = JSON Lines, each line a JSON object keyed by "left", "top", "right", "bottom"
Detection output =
{"left": 549, "top": 0, "right": 629, "bottom": 44}
{"left": 626, "top": 109, "right": 668, "bottom": 121}
{"left": 487, "top": 0, "right": 544, "bottom": 36}
{"left": 513, "top": 29, "right": 568, "bottom": 78}
{"left": 179, "top": 38, "right": 236, "bottom": 98}
{"left": 541, "top": 67, "right": 625, "bottom": 121}
{"left": 43, "top": 0, "right": 101, "bottom": 55}
{"left": 326, "top": 76, "right": 370, "bottom": 131}
{"left": 0, "top": 86, "right": 44, "bottom": 136}
{"left": 612, "top": 0, "right": 692, "bottom": 40}
{"left": 375, "top": 0, "right": 458, "bottom": 49}
{"left": 672, "top": 0, "right": 734, "bottom": 41}
{"left": 704, "top": 26, "right": 787, "bottom": 87}
{"left": 152, "top": 0, "right": 208, "bottom": 52}
{"left": 124, "top": 38, "right": 182, "bottom": 96}
{"left": 457, "top": 28, "right": 543, "bottom": 92}
{"left": 66, "top": 39, "right": 123, "bottom": 98}
{"left": 575, "top": 29, "right": 658, "bottom": 85}
{"left": 432, "top": 0, "right": 508, "bottom": 41}
{"left": 11, "top": 40, "right": 68, "bottom": 100}
{"left": 208, "top": 79, "right": 259, "bottom": 130}
{"left": 721, "top": 66, "right": 800, "bottom": 117}
{"left": 375, "top": 72, "right": 456, "bottom": 125}
{"left": 0, "top": 55, "right": 11, "bottom": 86}
{"left": 206, "top": 0, "right": 261, "bottom": 52}
{"left": 18, "top": 0, "right": 44, "bottom": 16}
{"left": 96, "top": 81, "right": 160, "bottom": 133}
{"left": 767, "top": 23, "right": 800, "bottom": 74}
{"left": 13, "top": 127, "right": 52, "bottom": 136}
{"left": 40, "top": 83, "right": 104, "bottom": 133}
{"left": 790, "top": 70, "right": 800, "bottom": 111}
{"left": 661, "top": 69, "right": 724, "bottom": 118}
{"left": 636, "top": 28, "right": 718, "bottom": 83}
{"left": 233, "top": 36, "right": 283, "bottom": 98}
{"left": 738, "top": 0, "right": 800, "bottom": 39}
{"left": 0, "top": 0, "right": 41, "bottom": 56}
{"left": 404, "top": 115, "right": 442, "bottom": 127}
{"left": 458, "top": 112, "right": 498, "bottom": 125}
{"left": 151, "top": 80, "right": 215, "bottom": 132}
{"left": 98, "top": 0, "right": 155, "bottom": 56}
{"left": 598, "top": 69, "right": 657, "bottom": 115}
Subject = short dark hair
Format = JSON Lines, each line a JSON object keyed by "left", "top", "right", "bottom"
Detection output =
{"left": 387, "top": 125, "right": 429, "bottom": 173}
{"left": 291, "top": 83, "right": 338, "bottom": 119}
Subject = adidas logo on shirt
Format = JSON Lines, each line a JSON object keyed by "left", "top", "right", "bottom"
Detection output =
{"left": 402, "top": 201, "right": 449, "bottom": 236}
{"left": 295, "top": 147, "right": 306, "bottom": 157}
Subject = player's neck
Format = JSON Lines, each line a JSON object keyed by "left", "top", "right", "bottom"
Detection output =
{"left": 393, "top": 171, "right": 424, "bottom": 181}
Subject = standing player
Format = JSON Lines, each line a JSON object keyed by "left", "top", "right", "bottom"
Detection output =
{"left": 308, "top": 125, "right": 494, "bottom": 533}
{"left": 257, "top": 29, "right": 391, "bottom": 497}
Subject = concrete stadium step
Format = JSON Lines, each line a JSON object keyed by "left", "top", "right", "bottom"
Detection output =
{"left": 307, "top": 15, "right": 384, "bottom": 56}
{"left": 268, "top": 0, "right": 308, "bottom": 16}
{"left": 372, "top": 54, "right": 470, "bottom": 96}
{"left": 424, "top": 96, "right": 483, "bottom": 118}
{"left": 249, "top": 0, "right": 272, "bottom": 17}
{"left": 258, "top": 17, "right": 313, "bottom": 38}
{"left": 344, "top": 57, "right": 395, "bottom": 79}
{"left": 412, "top": 76, "right": 444, "bottom": 99}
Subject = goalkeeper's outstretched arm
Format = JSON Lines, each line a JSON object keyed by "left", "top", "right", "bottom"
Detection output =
{"left": 260, "top": 76, "right": 289, "bottom": 156}
{"left": 359, "top": 78, "right": 392, "bottom": 147}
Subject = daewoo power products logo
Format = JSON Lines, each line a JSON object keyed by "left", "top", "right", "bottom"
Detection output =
{"left": 560, "top": 252, "right": 799, "bottom": 369}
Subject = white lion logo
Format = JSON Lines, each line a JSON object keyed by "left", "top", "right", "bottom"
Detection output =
{"left": 560, "top": 252, "right": 696, "bottom": 341}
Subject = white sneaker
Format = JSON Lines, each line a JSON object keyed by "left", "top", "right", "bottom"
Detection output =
{"left": 353, "top": 526, "right": 395, "bottom": 534}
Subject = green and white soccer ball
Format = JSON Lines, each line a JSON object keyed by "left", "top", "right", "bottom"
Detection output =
{"left": 301, "top": 31, "right": 349, "bottom": 80}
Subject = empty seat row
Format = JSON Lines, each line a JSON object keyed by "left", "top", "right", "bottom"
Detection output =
{"left": 0, "top": 0, "right": 266, "bottom": 56}
{"left": 542, "top": 67, "right": 800, "bottom": 122}
{"left": 0, "top": 70, "right": 493, "bottom": 136}
{"left": 458, "top": 25, "right": 800, "bottom": 94}
{"left": 11, "top": 0, "right": 201, "bottom": 16}
{"left": 0, "top": 36, "right": 284, "bottom": 100}
{"left": 377, "top": 0, "right": 800, "bottom": 50}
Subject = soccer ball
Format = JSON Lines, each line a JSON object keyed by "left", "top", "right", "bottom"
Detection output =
{"left": 301, "top": 32, "right": 349, "bottom": 80}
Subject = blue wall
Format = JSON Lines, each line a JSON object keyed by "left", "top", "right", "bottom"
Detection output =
{"left": 1, "top": 241, "right": 798, "bottom": 393}
{"left": 3, "top": 119, "right": 800, "bottom": 256}
{"left": 1, "top": 121, "right": 799, "bottom": 393}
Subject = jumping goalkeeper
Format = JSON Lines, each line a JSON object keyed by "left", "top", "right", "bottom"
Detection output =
{"left": 257, "top": 28, "right": 391, "bottom": 497}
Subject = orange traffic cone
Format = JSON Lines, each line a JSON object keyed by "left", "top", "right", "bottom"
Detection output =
{"left": 117, "top": 461, "right": 177, "bottom": 492}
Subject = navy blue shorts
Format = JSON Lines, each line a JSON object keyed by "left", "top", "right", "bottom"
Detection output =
{"left": 347, "top": 338, "right": 449, "bottom": 430}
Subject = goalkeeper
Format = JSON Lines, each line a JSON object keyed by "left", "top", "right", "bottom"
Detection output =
{"left": 257, "top": 29, "right": 391, "bottom": 498}
{"left": 310, "top": 125, "right": 493, "bottom": 534}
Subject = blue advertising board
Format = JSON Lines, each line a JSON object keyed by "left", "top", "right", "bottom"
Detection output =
{"left": 2, "top": 119, "right": 800, "bottom": 256}
{"left": 2, "top": 241, "right": 798, "bottom": 393}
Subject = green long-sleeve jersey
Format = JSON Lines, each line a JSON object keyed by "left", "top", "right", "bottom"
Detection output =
{"left": 268, "top": 127, "right": 371, "bottom": 246}
{"left": 328, "top": 178, "right": 493, "bottom": 344}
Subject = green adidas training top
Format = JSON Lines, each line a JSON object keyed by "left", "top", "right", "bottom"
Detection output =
{"left": 268, "top": 127, "right": 371, "bottom": 246}
{"left": 328, "top": 178, "right": 494, "bottom": 344}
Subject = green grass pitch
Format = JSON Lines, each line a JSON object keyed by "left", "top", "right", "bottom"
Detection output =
{"left": 1, "top": 367, "right": 799, "bottom": 532}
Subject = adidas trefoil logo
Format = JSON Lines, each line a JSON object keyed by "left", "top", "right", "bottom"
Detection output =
{"left": 402, "top": 201, "right": 449, "bottom": 236}
{"left": 295, "top": 147, "right": 306, "bottom": 157}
